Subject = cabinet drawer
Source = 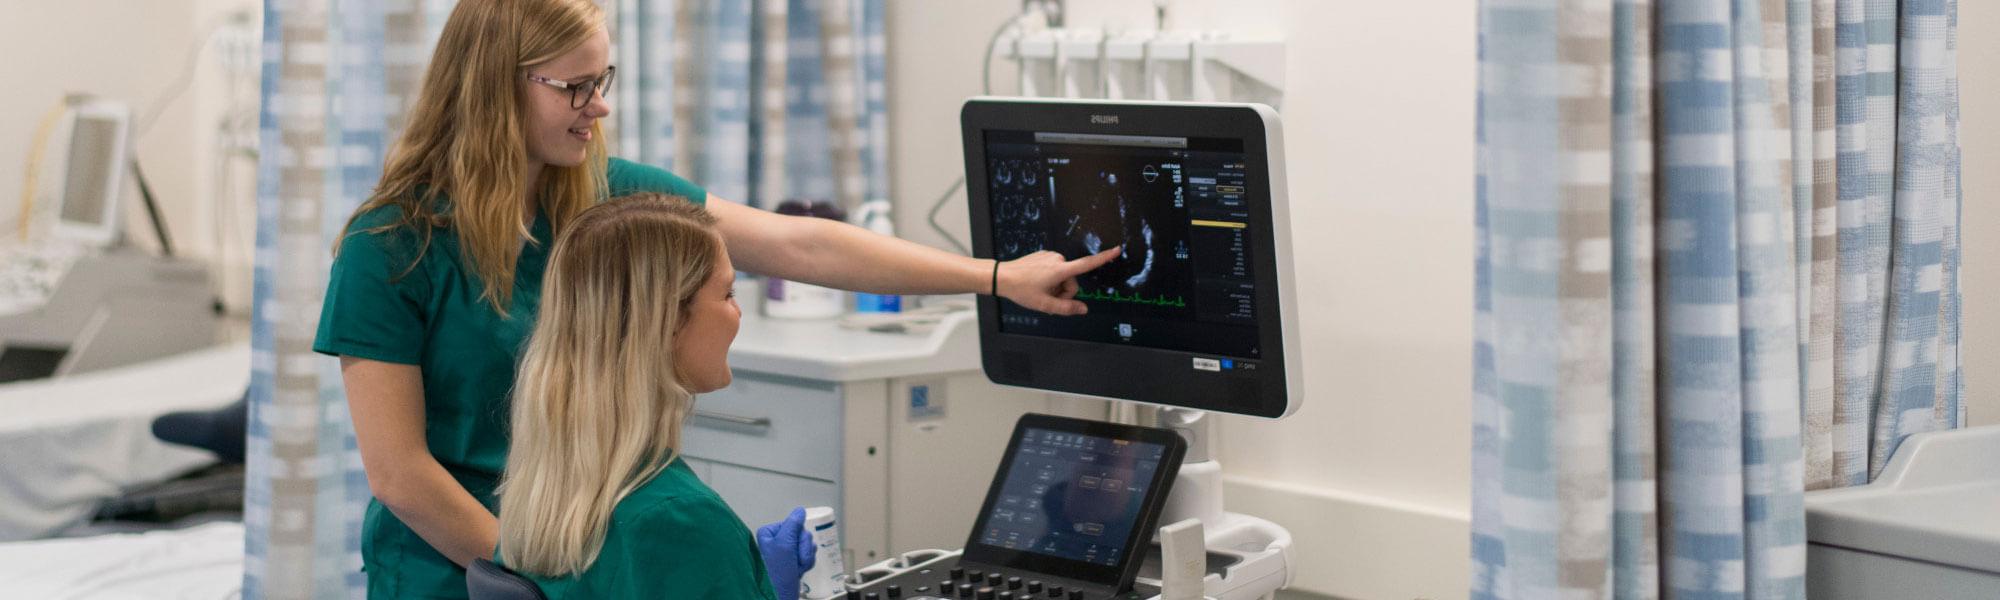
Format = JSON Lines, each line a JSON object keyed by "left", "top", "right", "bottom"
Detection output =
{"left": 681, "top": 373, "right": 842, "bottom": 481}
{"left": 702, "top": 461, "right": 841, "bottom": 529}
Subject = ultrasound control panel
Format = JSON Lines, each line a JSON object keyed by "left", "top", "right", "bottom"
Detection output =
{"left": 843, "top": 414, "right": 1186, "bottom": 599}
{"left": 841, "top": 555, "right": 1159, "bottom": 600}
{"left": 974, "top": 426, "right": 1169, "bottom": 566}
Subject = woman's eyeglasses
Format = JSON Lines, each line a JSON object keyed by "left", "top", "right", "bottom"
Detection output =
{"left": 524, "top": 65, "right": 617, "bottom": 110}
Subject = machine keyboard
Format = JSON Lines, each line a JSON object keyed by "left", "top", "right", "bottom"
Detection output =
{"left": 842, "top": 555, "right": 1158, "bottom": 600}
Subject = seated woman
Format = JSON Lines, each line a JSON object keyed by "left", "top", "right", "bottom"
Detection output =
{"left": 494, "top": 193, "right": 815, "bottom": 598}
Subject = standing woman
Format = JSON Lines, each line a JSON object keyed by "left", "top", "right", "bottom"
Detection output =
{"left": 311, "top": 0, "right": 1114, "bottom": 597}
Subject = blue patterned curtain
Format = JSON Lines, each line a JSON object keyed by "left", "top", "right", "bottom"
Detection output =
{"left": 1472, "top": 0, "right": 1960, "bottom": 598}
{"left": 609, "top": 0, "right": 889, "bottom": 209}
{"left": 249, "top": 0, "right": 887, "bottom": 597}
{"left": 247, "top": 0, "right": 450, "bottom": 597}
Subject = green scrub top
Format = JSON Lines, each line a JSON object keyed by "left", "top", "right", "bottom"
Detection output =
{"left": 507, "top": 458, "right": 780, "bottom": 599}
{"left": 313, "top": 158, "right": 706, "bottom": 599}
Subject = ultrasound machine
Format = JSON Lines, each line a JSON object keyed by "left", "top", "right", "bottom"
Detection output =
{"left": 837, "top": 98, "right": 1300, "bottom": 600}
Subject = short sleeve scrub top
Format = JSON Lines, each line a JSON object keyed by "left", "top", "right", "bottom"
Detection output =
{"left": 313, "top": 158, "right": 706, "bottom": 598}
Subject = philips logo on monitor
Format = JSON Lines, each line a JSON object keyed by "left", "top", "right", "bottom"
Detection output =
{"left": 1090, "top": 114, "right": 1120, "bottom": 125}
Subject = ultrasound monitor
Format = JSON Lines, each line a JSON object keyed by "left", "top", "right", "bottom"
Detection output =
{"left": 961, "top": 98, "right": 1301, "bottom": 418}
{"left": 50, "top": 100, "right": 129, "bottom": 248}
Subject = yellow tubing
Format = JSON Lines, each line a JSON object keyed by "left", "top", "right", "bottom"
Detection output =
{"left": 18, "top": 100, "right": 70, "bottom": 242}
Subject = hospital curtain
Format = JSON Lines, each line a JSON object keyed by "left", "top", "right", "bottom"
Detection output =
{"left": 607, "top": 0, "right": 890, "bottom": 209}
{"left": 247, "top": 1, "right": 888, "bottom": 597}
{"left": 247, "top": 0, "right": 451, "bottom": 597}
{"left": 1471, "top": 0, "right": 1961, "bottom": 598}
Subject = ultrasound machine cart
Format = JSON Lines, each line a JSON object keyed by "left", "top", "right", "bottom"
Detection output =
{"left": 837, "top": 98, "right": 1301, "bottom": 600}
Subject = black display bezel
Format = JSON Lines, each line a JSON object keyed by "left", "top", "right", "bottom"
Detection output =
{"left": 961, "top": 99, "right": 1292, "bottom": 418}
{"left": 958, "top": 413, "right": 1188, "bottom": 591}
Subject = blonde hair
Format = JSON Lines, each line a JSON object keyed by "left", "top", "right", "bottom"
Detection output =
{"left": 339, "top": 0, "right": 609, "bottom": 313}
{"left": 496, "top": 193, "right": 723, "bottom": 577}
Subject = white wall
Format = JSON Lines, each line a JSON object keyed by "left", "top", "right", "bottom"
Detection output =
{"left": 0, "top": 0, "right": 259, "bottom": 316}
{"left": 888, "top": 2, "right": 1476, "bottom": 598}
{"left": 889, "top": 2, "right": 1998, "bottom": 599}
{"left": 1962, "top": 2, "right": 1998, "bottom": 429}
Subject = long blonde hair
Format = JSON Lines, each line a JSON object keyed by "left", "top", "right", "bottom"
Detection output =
{"left": 338, "top": 0, "right": 609, "bottom": 313}
{"left": 497, "top": 193, "right": 722, "bottom": 577}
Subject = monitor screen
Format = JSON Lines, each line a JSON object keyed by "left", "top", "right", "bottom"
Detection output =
{"left": 986, "top": 130, "right": 1259, "bottom": 359}
{"left": 61, "top": 115, "right": 121, "bottom": 227}
{"left": 961, "top": 413, "right": 1186, "bottom": 591}
{"left": 962, "top": 99, "right": 1301, "bottom": 419}
{"left": 974, "top": 427, "right": 1170, "bottom": 566}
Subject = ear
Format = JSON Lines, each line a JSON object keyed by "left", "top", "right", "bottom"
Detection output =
{"left": 671, "top": 303, "right": 692, "bottom": 334}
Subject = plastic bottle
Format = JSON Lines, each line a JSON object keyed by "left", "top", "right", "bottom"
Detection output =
{"left": 850, "top": 199, "right": 902, "bottom": 313}
{"left": 798, "top": 506, "right": 848, "bottom": 599}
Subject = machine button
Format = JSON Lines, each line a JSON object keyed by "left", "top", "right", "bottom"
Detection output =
{"left": 965, "top": 569, "right": 983, "bottom": 583}
{"left": 1026, "top": 580, "right": 1043, "bottom": 594}
{"left": 978, "top": 587, "right": 996, "bottom": 600}
{"left": 950, "top": 567, "right": 965, "bottom": 580}
{"left": 1045, "top": 585, "right": 1064, "bottom": 598}
{"left": 958, "top": 583, "right": 975, "bottom": 598}
{"left": 1067, "top": 589, "right": 1083, "bottom": 600}
{"left": 998, "top": 592, "right": 1014, "bottom": 600}
{"left": 1007, "top": 576, "right": 1023, "bottom": 590}
{"left": 887, "top": 585, "right": 903, "bottom": 598}
{"left": 864, "top": 594, "right": 880, "bottom": 600}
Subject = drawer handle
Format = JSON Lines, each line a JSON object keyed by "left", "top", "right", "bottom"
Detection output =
{"left": 693, "top": 409, "right": 773, "bottom": 430}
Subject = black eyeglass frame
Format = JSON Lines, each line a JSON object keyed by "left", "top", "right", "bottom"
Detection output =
{"left": 524, "top": 65, "right": 617, "bottom": 110}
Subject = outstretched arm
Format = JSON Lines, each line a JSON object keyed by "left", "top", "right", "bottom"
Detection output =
{"left": 706, "top": 195, "right": 1118, "bottom": 316}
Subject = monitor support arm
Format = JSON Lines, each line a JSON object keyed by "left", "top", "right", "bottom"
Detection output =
{"left": 127, "top": 160, "right": 175, "bottom": 258}
{"left": 1152, "top": 406, "right": 1296, "bottom": 599}
{"left": 1158, "top": 408, "right": 1225, "bottom": 528}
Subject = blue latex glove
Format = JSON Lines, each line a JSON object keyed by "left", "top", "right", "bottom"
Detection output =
{"left": 756, "top": 507, "right": 817, "bottom": 600}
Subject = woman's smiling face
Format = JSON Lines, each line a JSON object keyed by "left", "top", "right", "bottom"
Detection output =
{"left": 519, "top": 27, "right": 612, "bottom": 169}
{"left": 673, "top": 249, "right": 741, "bottom": 394}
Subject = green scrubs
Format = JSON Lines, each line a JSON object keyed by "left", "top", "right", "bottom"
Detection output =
{"left": 313, "top": 158, "right": 706, "bottom": 599}
{"left": 507, "top": 458, "right": 780, "bottom": 599}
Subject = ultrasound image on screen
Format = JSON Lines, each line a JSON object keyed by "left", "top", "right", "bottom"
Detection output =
{"left": 993, "top": 152, "right": 1192, "bottom": 318}
{"left": 975, "top": 428, "right": 1168, "bottom": 567}
{"left": 987, "top": 131, "right": 1261, "bottom": 358}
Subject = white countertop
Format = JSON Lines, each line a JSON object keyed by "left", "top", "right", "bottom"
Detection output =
{"left": 726, "top": 305, "right": 984, "bottom": 382}
{"left": 1804, "top": 426, "right": 2000, "bottom": 574}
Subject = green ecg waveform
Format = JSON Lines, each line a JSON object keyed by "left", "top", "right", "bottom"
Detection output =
{"left": 1075, "top": 290, "right": 1187, "bottom": 307}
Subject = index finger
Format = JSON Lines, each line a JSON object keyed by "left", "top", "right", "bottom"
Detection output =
{"left": 1062, "top": 246, "right": 1123, "bottom": 277}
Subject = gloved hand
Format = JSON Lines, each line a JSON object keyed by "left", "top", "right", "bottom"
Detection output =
{"left": 756, "top": 507, "right": 818, "bottom": 600}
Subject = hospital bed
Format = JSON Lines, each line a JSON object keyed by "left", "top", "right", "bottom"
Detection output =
{"left": 0, "top": 520, "right": 243, "bottom": 599}
{"left": 0, "top": 342, "right": 249, "bottom": 540}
